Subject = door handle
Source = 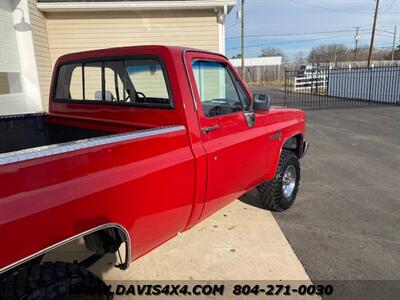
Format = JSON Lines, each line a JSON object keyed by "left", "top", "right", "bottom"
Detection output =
{"left": 202, "top": 125, "right": 220, "bottom": 134}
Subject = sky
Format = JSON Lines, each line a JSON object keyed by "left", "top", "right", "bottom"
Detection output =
{"left": 225, "top": 0, "right": 400, "bottom": 60}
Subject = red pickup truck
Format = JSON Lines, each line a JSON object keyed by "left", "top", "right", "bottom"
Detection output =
{"left": 0, "top": 46, "right": 307, "bottom": 299}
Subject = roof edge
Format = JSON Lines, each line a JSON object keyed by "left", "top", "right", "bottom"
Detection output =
{"left": 37, "top": 0, "right": 236, "bottom": 13}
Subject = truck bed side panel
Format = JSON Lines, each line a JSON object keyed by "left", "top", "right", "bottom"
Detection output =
{"left": 0, "top": 126, "right": 195, "bottom": 270}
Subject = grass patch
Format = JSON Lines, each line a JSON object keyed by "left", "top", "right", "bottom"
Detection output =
{"left": 246, "top": 80, "right": 285, "bottom": 90}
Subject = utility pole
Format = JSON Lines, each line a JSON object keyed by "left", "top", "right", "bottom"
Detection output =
{"left": 240, "top": 0, "right": 245, "bottom": 78}
{"left": 368, "top": 0, "right": 380, "bottom": 67}
{"left": 354, "top": 26, "right": 360, "bottom": 60}
{"left": 334, "top": 45, "right": 338, "bottom": 67}
{"left": 391, "top": 25, "right": 397, "bottom": 61}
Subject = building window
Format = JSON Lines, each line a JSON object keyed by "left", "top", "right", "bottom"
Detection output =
{"left": 0, "top": 72, "right": 22, "bottom": 95}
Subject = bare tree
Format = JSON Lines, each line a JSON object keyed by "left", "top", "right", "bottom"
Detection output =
{"left": 293, "top": 51, "right": 306, "bottom": 64}
{"left": 231, "top": 53, "right": 242, "bottom": 59}
{"left": 307, "top": 44, "right": 348, "bottom": 64}
{"left": 307, "top": 43, "right": 393, "bottom": 63}
{"left": 259, "top": 47, "right": 286, "bottom": 61}
{"left": 393, "top": 45, "right": 400, "bottom": 60}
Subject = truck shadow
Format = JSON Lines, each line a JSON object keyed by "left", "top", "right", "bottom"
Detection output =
{"left": 238, "top": 188, "right": 267, "bottom": 210}
{"left": 42, "top": 237, "right": 119, "bottom": 281}
{"left": 42, "top": 216, "right": 124, "bottom": 281}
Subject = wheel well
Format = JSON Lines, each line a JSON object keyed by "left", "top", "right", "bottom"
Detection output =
{"left": 0, "top": 224, "right": 130, "bottom": 278}
{"left": 84, "top": 227, "right": 125, "bottom": 255}
{"left": 283, "top": 134, "right": 303, "bottom": 157}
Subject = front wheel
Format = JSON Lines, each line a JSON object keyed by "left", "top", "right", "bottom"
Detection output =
{"left": 257, "top": 150, "right": 300, "bottom": 211}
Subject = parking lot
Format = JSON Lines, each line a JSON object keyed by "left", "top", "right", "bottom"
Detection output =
{"left": 248, "top": 88, "right": 400, "bottom": 281}
{"left": 277, "top": 105, "right": 400, "bottom": 277}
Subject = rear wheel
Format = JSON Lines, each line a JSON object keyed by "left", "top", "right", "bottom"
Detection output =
{"left": 257, "top": 150, "right": 300, "bottom": 211}
{"left": 0, "top": 262, "right": 111, "bottom": 300}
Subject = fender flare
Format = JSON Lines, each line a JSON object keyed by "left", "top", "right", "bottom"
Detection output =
{"left": 264, "top": 132, "right": 304, "bottom": 182}
{"left": 281, "top": 133, "right": 304, "bottom": 157}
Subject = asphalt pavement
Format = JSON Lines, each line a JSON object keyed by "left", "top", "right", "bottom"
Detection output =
{"left": 244, "top": 87, "right": 400, "bottom": 298}
{"left": 248, "top": 88, "right": 400, "bottom": 280}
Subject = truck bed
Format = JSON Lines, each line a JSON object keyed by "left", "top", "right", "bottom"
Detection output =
{"left": 0, "top": 114, "right": 112, "bottom": 155}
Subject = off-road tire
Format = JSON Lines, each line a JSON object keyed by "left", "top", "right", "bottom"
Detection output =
{"left": 257, "top": 150, "right": 300, "bottom": 211}
{"left": 0, "top": 262, "right": 111, "bottom": 300}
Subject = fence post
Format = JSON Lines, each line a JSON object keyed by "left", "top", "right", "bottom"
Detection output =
{"left": 368, "top": 66, "right": 373, "bottom": 102}
{"left": 278, "top": 65, "right": 281, "bottom": 84}
{"left": 397, "top": 66, "right": 400, "bottom": 105}
{"left": 284, "top": 67, "right": 287, "bottom": 107}
{"left": 326, "top": 66, "right": 330, "bottom": 96}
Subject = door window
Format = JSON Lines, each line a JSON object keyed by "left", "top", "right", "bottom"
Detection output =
{"left": 192, "top": 61, "right": 246, "bottom": 117}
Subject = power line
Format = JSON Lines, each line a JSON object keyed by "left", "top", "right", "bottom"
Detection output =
{"left": 226, "top": 21, "right": 240, "bottom": 30}
{"left": 227, "top": 34, "right": 356, "bottom": 50}
{"left": 378, "top": 29, "right": 394, "bottom": 35}
{"left": 377, "top": 29, "right": 397, "bottom": 35}
{"left": 284, "top": 0, "right": 374, "bottom": 15}
{"left": 381, "top": 0, "right": 397, "bottom": 13}
{"left": 225, "top": 29, "right": 392, "bottom": 42}
{"left": 226, "top": 29, "right": 372, "bottom": 40}
{"left": 385, "top": 0, "right": 400, "bottom": 28}
{"left": 226, "top": 30, "right": 394, "bottom": 52}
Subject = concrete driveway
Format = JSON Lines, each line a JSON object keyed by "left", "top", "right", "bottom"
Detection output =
{"left": 48, "top": 200, "right": 312, "bottom": 282}
{"left": 45, "top": 200, "right": 316, "bottom": 299}
{"left": 92, "top": 200, "right": 310, "bottom": 281}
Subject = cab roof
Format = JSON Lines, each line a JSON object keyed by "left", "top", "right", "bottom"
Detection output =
{"left": 56, "top": 45, "right": 227, "bottom": 65}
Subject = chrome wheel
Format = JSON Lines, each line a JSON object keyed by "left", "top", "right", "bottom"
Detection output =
{"left": 282, "top": 165, "right": 297, "bottom": 199}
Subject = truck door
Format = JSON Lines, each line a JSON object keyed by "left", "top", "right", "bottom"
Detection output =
{"left": 185, "top": 52, "right": 270, "bottom": 220}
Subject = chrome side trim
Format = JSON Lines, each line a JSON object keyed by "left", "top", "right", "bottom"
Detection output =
{"left": 0, "top": 112, "right": 44, "bottom": 120}
{"left": 0, "top": 125, "right": 185, "bottom": 166}
{"left": 0, "top": 223, "right": 131, "bottom": 274}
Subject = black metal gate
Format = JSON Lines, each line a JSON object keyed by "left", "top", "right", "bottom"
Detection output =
{"left": 284, "top": 66, "right": 400, "bottom": 109}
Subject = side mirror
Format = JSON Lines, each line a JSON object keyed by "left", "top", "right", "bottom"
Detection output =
{"left": 252, "top": 93, "right": 271, "bottom": 111}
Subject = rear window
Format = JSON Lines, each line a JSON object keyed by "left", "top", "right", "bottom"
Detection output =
{"left": 55, "top": 58, "right": 172, "bottom": 108}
